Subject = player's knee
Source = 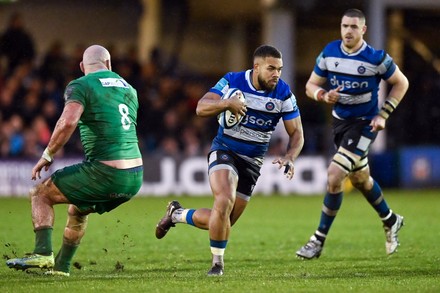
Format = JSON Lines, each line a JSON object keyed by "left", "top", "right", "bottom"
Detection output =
{"left": 213, "top": 195, "right": 235, "bottom": 218}
{"left": 222, "top": 194, "right": 235, "bottom": 208}
{"left": 29, "top": 186, "right": 38, "bottom": 199}
{"left": 213, "top": 189, "right": 235, "bottom": 204}
{"left": 350, "top": 173, "right": 372, "bottom": 190}
{"left": 29, "top": 179, "right": 63, "bottom": 205}
{"left": 327, "top": 180, "right": 343, "bottom": 193}
{"left": 350, "top": 177, "right": 364, "bottom": 190}
{"left": 67, "top": 206, "right": 89, "bottom": 231}
{"left": 29, "top": 183, "right": 48, "bottom": 200}
{"left": 66, "top": 216, "right": 88, "bottom": 232}
{"left": 327, "top": 168, "right": 346, "bottom": 191}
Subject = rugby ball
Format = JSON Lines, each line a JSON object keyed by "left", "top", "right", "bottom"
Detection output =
{"left": 218, "top": 88, "right": 246, "bottom": 129}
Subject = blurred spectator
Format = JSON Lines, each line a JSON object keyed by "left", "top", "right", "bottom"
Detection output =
{"left": 157, "top": 136, "right": 180, "bottom": 157}
{"left": 67, "top": 43, "right": 86, "bottom": 79}
{"left": 0, "top": 76, "right": 19, "bottom": 120}
{"left": 22, "top": 127, "right": 40, "bottom": 158}
{"left": 40, "top": 97, "right": 61, "bottom": 129}
{"left": 267, "top": 137, "right": 285, "bottom": 157}
{"left": 21, "top": 88, "right": 40, "bottom": 125}
{"left": 0, "top": 13, "right": 35, "bottom": 76}
{"left": 31, "top": 115, "right": 51, "bottom": 147}
{"left": 116, "top": 44, "right": 141, "bottom": 88}
{"left": 39, "top": 40, "right": 67, "bottom": 86}
{"left": 181, "top": 125, "right": 202, "bottom": 156}
{"left": 41, "top": 77, "right": 64, "bottom": 113}
{"left": 1, "top": 114, "right": 25, "bottom": 157}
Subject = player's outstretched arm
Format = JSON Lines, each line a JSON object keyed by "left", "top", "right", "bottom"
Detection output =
{"left": 196, "top": 91, "right": 246, "bottom": 117}
{"left": 272, "top": 116, "right": 304, "bottom": 180}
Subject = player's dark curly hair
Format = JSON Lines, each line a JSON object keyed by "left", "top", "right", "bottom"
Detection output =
{"left": 253, "top": 45, "right": 282, "bottom": 60}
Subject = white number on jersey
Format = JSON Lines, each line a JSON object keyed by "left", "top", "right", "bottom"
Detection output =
{"left": 119, "top": 104, "right": 131, "bottom": 130}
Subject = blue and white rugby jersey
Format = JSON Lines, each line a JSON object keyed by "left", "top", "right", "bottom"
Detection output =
{"left": 314, "top": 40, "right": 397, "bottom": 120}
{"left": 210, "top": 70, "right": 300, "bottom": 163}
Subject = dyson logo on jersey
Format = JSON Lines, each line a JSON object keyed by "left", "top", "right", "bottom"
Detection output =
{"left": 242, "top": 115, "right": 273, "bottom": 127}
{"left": 330, "top": 75, "right": 368, "bottom": 89}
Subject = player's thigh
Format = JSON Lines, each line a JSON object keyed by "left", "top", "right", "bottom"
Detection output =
{"left": 209, "top": 168, "right": 238, "bottom": 201}
{"left": 31, "top": 177, "right": 71, "bottom": 204}
{"left": 208, "top": 150, "right": 239, "bottom": 199}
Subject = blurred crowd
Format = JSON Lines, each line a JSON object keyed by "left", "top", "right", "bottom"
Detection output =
{"left": 1, "top": 13, "right": 439, "bottom": 161}
{"left": 0, "top": 13, "right": 221, "bottom": 160}
{"left": 0, "top": 41, "right": 223, "bottom": 159}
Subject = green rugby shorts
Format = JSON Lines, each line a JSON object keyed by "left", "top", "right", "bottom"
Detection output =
{"left": 52, "top": 160, "right": 143, "bottom": 214}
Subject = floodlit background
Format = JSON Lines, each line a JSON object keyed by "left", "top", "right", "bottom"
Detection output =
{"left": 0, "top": 0, "right": 439, "bottom": 195}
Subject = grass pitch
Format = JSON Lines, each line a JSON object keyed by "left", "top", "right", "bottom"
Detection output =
{"left": 1, "top": 190, "right": 439, "bottom": 292}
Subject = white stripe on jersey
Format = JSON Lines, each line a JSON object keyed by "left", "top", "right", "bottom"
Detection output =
{"left": 320, "top": 57, "right": 388, "bottom": 76}
{"left": 245, "top": 93, "right": 283, "bottom": 113}
{"left": 338, "top": 92, "right": 372, "bottom": 105}
{"left": 224, "top": 126, "right": 271, "bottom": 144}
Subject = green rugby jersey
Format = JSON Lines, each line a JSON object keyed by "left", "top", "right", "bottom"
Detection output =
{"left": 64, "top": 70, "right": 141, "bottom": 161}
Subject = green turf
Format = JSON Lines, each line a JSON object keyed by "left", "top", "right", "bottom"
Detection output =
{"left": 1, "top": 190, "right": 439, "bottom": 292}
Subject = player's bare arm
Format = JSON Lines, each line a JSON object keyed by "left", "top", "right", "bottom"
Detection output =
{"left": 384, "top": 67, "right": 409, "bottom": 105}
{"left": 305, "top": 72, "right": 327, "bottom": 98}
{"left": 46, "top": 101, "right": 83, "bottom": 154}
{"left": 370, "top": 67, "right": 409, "bottom": 132}
{"left": 32, "top": 102, "right": 84, "bottom": 180}
{"left": 196, "top": 91, "right": 246, "bottom": 117}
{"left": 272, "top": 116, "right": 304, "bottom": 180}
{"left": 305, "top": 72, "right": 342, "bottom": 104}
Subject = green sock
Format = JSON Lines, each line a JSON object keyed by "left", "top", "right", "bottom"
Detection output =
{"left": 33, "top": 227, "right": 53, "bottom": 255}
{"left": 54, "top": 243, "right": 79, "bottom": 273}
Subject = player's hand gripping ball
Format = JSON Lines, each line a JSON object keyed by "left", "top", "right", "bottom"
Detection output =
{"left": 218, "top": 88, "right": 246, "bottom": 129}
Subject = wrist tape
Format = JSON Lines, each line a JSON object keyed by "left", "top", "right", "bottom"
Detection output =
{"left": 42, "top": 147, "right": 53, "bottom": 163}
{"left": 313, "top": 88, "right": 326, "bottom": 102}
{"left": 379, "top": 97, "right": 399, "bottom": 119}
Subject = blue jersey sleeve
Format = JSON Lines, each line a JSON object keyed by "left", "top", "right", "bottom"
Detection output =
{"left": 209, "top": 73, "right": 235, "bottom": 96}
{"left": 313, "top": 51, "right": 327, "bottom": 77}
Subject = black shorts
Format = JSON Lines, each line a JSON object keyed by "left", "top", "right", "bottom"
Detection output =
{"left": 332, "top": 117, "right": 378, "bottom": 157}
{"left": 207, "top": 150, "right": 260, "bottom": 199}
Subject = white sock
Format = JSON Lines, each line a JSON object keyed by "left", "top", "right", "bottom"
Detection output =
{"left": 210, "top": 248, "right": 224, "bottom": 266}
{"left": 171, "top": 208, "right": 188, "bottom": 223}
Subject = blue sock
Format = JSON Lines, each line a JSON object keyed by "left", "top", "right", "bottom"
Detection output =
{"left": 362, "top": 180, "right": 390, "bottom": 217}
{"left": 210, "top": 239, "right": 228, "bottom": 249}
{"left": 185, "top": 209, "right": 196, "bottom": 226}
{"left": 317, "top": 192, "right": 343, "bottom": 236}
